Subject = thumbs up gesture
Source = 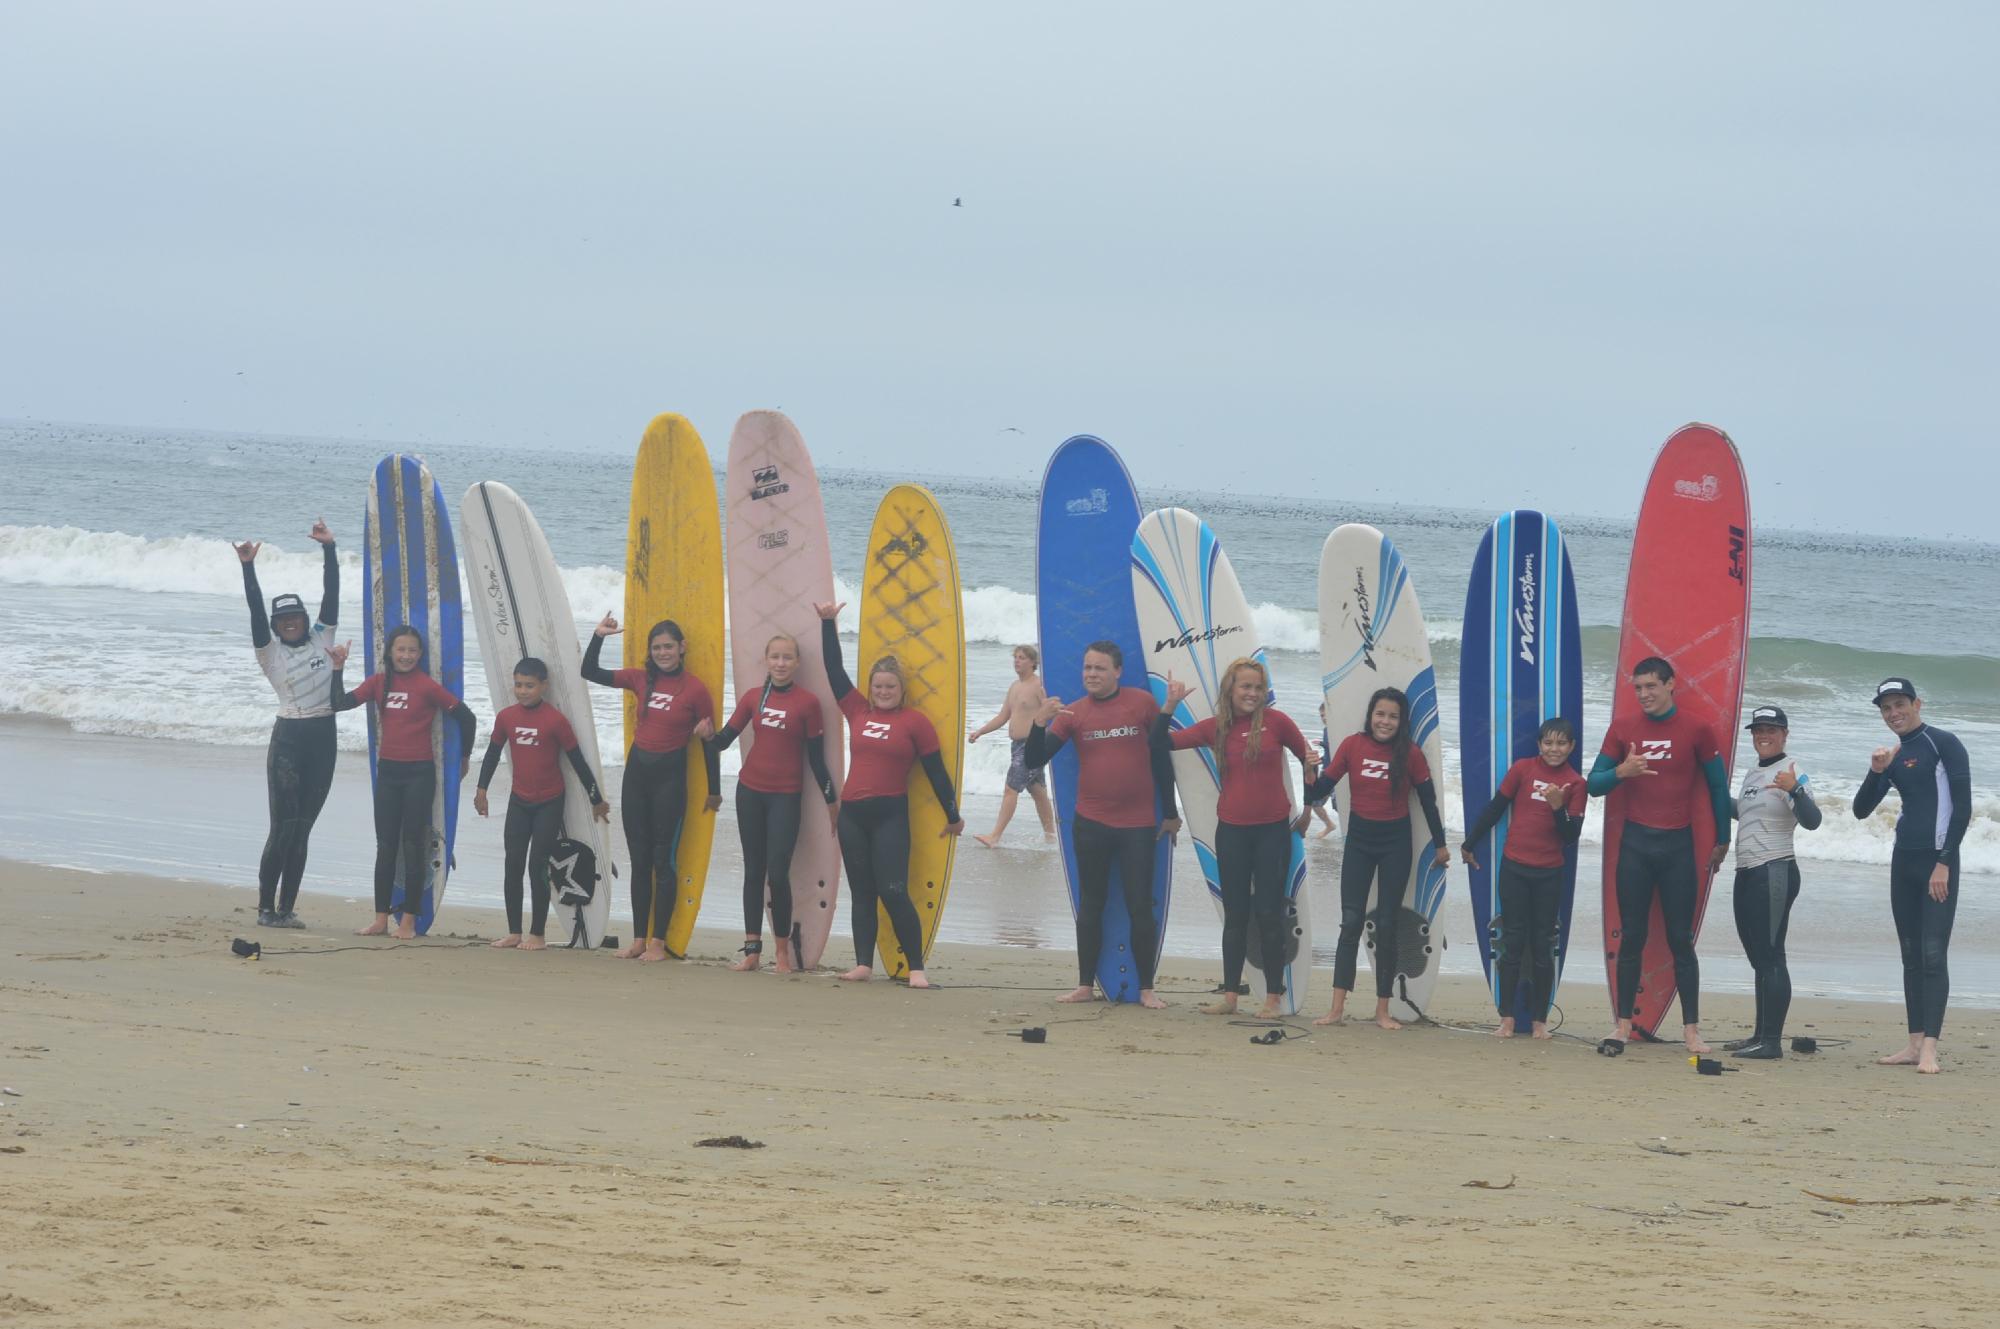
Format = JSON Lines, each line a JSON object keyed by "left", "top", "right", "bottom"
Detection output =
{"left": 1773, "top": 762, "right": 1799, "bottom": 793}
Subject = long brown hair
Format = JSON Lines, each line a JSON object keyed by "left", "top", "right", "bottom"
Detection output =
{"left": 1359, "top": 686, "right": 1413, "bottom": 795}
{"left": 1211, "top": 657, "right": 1269, "bottom": 776}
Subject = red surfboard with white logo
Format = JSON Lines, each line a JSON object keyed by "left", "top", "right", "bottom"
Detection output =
{"left": 1601, "top": 424, "right": 1750, "bottom": 1037}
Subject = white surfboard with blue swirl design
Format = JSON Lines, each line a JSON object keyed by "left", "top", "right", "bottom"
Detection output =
{"left": 1132, "top": 508, "right": 1311, "bottom": 1015}
{"left": 1318, "top": 523, "right": 1446, "bottom": 1022}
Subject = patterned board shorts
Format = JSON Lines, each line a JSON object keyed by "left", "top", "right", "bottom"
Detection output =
{"left": 1006, "top": 738, "right": 1046, "bottom": 792}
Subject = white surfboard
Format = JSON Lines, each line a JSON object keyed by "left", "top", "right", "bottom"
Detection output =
{"left": 1132, "top": 508, "right": 1311, "bottom": 1015}
{"left": 1318, "top": 523, "right": 1447, "bottom": 1021}
{"left": 460, "top": 481, "right": 616, "bottom": 950}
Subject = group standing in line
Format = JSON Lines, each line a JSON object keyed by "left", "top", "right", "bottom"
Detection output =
{"left": 232, "top": 531, "right": 1975, "bottom": 1072}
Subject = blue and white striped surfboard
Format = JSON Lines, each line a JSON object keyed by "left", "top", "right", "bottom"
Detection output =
{"left": 363, "top": 455, "right": 466, "bottom": 935}
{"left": 1460, "top": 510, "right": 1583, "bottom": 1025}
{"left": 1318, "top": 523, "right": 1446, "bottom": 1022}
{"left": 1034, "top": 437, "right": 1173, "bottom": 1002}
{"left": 1132, "top": 508, "right": 1311, "bottom": 1014}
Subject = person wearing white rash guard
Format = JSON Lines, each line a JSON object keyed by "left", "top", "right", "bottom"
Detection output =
{"left": 234, "top": 520, "right": 341, "bottom": 929}
{"left": 1725, "top": 705, "right": 1822, "bottom": 1059}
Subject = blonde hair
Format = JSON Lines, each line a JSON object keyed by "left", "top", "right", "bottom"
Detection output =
{"left": 1013, "top": 643, "right": 1040, "bottom": 668}
{"left": 1212, "top": 657, "right": 1269, "bottom": 776}
{"left": 866, "top": 655, "right": 907, "bottom": 711}
{"left": 763, "top": 632, "right": 799, "bottom": 661}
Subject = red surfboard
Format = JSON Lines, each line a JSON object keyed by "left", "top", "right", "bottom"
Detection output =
{"left": 1601, "top": 424, "right": 1751, "bottom": 1037}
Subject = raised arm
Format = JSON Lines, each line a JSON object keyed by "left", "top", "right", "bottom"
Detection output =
{"left": 819, "top": 615, "right": 854, "bottom": 701}
{"left": 316, "top": 532, "right": 339, "bottom": 626}
{"left": 237, "top": 543, "right": 270, "bottom": 647}
{"left": 581, "top": 622, "right": 620, "bottom": 687}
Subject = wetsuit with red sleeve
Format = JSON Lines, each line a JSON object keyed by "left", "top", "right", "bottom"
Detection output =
{"left": 477, "top": 701, "right": 604, "bottom": 939}
{"left": 1025, "top": 687, "right": 1179, "bottom": 991}
{"left": 1460, "top": 756, "right": 1587, "bottom": 1020}
{"left": 713, "top": 679, "right": 836, "bottom": 956}
{"left": 331, "top": 667, "right": 477, "bottom": 918}
{"left": 1161, "top": 708, "right": 1315, "bottom": 997}
{"left": 1311, "top": 732, "right": 1448, "bottom": 999}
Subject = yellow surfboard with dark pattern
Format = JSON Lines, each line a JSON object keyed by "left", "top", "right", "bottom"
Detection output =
{"left": 856, "top": 484, "right": 965, "bottom": 975}
{"left": 624, "top": 413, "right": 724, "bottom": 957}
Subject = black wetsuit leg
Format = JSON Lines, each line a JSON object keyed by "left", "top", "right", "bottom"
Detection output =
{"left": 1614, "top": 823, "right": 1700, "bottom": 1023}
{"left": 502, "top": 794, "right": 563, "bottom": 937}
{"left": 1215, "top": 820, "right": 1255, "bottom": 995}
{"left": 1733, "top": 859, "right": 1800, "bottom": 1041}
{"left": 1335, "top": 814, "right": 1411, "bottom": 999}
{"left": 1890, "top": 846, "right": 1958, "bottom": 1039}
{"left": 1070, "top": 816, "right": 1159, "bottom": 989}
{"left": 1110, "top": 824, "right": 1160, "bottom": 990}
{"left": 371, "top": 758, "right": 435, "bottom": 916}
{"left": 1495, "top": 860, "right": 1564, "bottom": 1020}
{"left": 1222, "top": 818, "right": 1292, "bottom": 997}
{"left": 623, "top": 748, "right": 689, "bottom": 942}
{"left": 737, "top": 784, "right": 801, "bottom": 940}
{"left": 259, "top": 715, "right": 338, "bottom": 915}
{"left": 839, "top": 796, "right": 925, "bottom": 970}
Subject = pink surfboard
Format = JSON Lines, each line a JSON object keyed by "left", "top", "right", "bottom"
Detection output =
{"left": 725, "top": 411, "right": 845, "bottom": 968}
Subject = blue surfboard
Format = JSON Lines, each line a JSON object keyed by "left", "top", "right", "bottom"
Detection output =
{"left": 363, "top": 455, "right": 466, "bottom": 935}
{"left": 1035, "top": 437, "right": 1173, "bottom": 1002}
{"left": 1459, "top": 510, "right": 1583, "bottom": 1025}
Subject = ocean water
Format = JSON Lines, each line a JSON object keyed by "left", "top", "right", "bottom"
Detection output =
{"left": 3, "top": 418, "right": 1997, "bottom": 1007}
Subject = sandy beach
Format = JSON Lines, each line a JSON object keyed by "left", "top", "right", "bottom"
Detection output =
{"left": 4, "top": 862, "right": 1996, "bottom": 1328}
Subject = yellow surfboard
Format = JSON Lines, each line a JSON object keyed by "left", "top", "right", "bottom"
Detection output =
{"left": 624, "top": 413, "right": 725, "bottom": 956}
{"left": 856, "top": 484, "right": 965, "bottom": 976}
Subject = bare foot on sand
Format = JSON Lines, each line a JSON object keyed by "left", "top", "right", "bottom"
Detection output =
{"left": 1683, "top": 1026, "right": 1711, "bottom": 1056}
{"left": 1139, "top": 989, "right": 1166, "bottom": 1010}
{"left": 356, "top": 916, "right": 389, "bottom": 937}
{"left": 1879, "top": 1035, "right": 1923, "bottom": 1066}
{"left": 730, "top": 942, "right": 762, "bottom": 972}
{"left": 613, "top": 939, "right": 646, "bottom": 959}
{"left": 518, "top": 935, "right": 546, "bottom": 951}
{"left": 640, "top": 941, "right": 673, "bottom": 963}
{"left": 973, "top": 834, "right": 997, "bottom": 848}
{"left": 1256, "top": 996, "right": 1284, "bottom": 1020}
{"left": 1918, "top": 1044, "right": 1942, "bottom": 1074}
{"left": 906, "top": 971, "right": 932, "bottom": 989}
{"left": 394, "top": 917, "right": 417, "bottom": 941}
{"left": 1492, "top": 1018, "right": 1516, "bottom": 1039}
{"left": 1531, "top": 1021, "right": 1553, "bottom": 1040}
{"left": 839, "top": 965, "right": 872, "bottom": 982}
{"left": 491, "top": 934, "right": 521, "bottom": 949}
{"left": 1057, "top": 985, "right": 1100, "bottom": 1004}
{"left": 1374, "top": 1000, "right": 1403, "bottom": 1031}
{"left": 1202, "top": 994, "right": 1239, "bottom": 1016}
{"left": 1314, "top": 993, "right": 1349, "bottom": 1027}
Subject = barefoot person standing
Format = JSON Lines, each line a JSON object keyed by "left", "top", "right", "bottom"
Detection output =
{"left": 1587, "top": 656, "right": 1733, "bottom": 1056}
{"left": 234, "top": 520, "right": 341, "bottom": 929}
{"left": 970, "top": 645, "right": 1057, "bottom": 847}
{"left": 815, "top": 603, "right": 965, "bottom": 988}
{"left": 1023, "top": 640, "right": 1180, "bottom": 1008}
{"left": 1724, "top": 705, "right": 1822, "bottom": 1060}
{"left": 1459, "top": 717, "right": 1587, "bottom": 1040}
{"left": 1308, "top": 686, "right": 1451, "bottom": 1031}
{"left": 1157, "top": 660, "right": 1317, "bottom": 1020}
{"left": 1852, "top": 678, "right": 1972, "bottom": 1075}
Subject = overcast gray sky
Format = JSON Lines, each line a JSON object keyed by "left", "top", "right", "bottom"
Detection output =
{"left": 3, "top": 2, "right": 1993, "bottom": 537}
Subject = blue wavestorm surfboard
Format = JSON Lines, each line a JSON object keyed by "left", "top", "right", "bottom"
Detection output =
{"left": 1035, "top": 437, "right": 1174, "bottom": 1002}
{"left": 363, "top": 455, "right": 466, "bottom": 935}
{"left": 1459, "top": 510, "right": 1583, "bottom": 1025}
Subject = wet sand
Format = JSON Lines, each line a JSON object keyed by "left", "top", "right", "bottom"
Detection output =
{"left": 3, "top": 863, "right": 1997, "bottom": 1328}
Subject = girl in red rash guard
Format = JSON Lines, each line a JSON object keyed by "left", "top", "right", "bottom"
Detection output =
{"left": 1157, "top": 658, "right": 1317, "bottom": 1019}
{"left": 582, "top": 614, "right": 720, "bottom": 961}
{"left": 328, "top": 626, "right": 477, "bottom": 939}
{"left": 1307, "top": 686, "right": 1451, "bottom": 1031}
{"left": 813, "top": 602, "right": 965, "bottom": 988}
{"left": 709, "top": 633, "right": 837, "bottom": 973}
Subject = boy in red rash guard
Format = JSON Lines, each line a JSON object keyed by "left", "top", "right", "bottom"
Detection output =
{"left": 329, "top": 625, "right": 477, "bottom": 938}
{"left": 814, "top": 603, "right": 964, "bottom": 987}
{"left": 1157, "top": 658, "right": 1317, "bottom": 1020}
{"left": 1459, "top": 717, "right": 1587, "bottom": 1038}
{"left": 1306, "top": 686, "right": 1451, "bottom": 1031}
{"left": 1022, "top": 640, "right": 1181, "bottom": 1009}
{"left": 473, "top": 658, "right": 609, "bottom": 951}
{"left": 1585, "top": 655, "right": 1732, "bottom": 1055}
{"left": 583, "top": 614, "right": 720, "bottom": 961}
{"left": 709, "top": 634, "right": 838, "bottom": 973}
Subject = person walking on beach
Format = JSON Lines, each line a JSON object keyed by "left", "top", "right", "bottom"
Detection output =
{"left": 815, "top": 603, "right": 965, "bottom": 987}
{"left": 1852, "top": 677, "right": 1972, "bottom": 1075}
{"left": 1023, "top": 640, "right": 1180, "bottom": 1008}
{"left": 1308, "top": 687, "right": 1451, "bottom": 1031}
{"left": 1309, "top": 703, "right": 1337, "bottom": 838}
{"left": 710, "top": 633, "right": 837, "bottom": 973}
{"left": 234, "top": 520, "right": 340, "bottom": 929}
{"left": 1158, "top": 660, "right": 1317, "bottom": 1020}
{"left": 1724, "top": 705, "right": 1822, "bottom": 1060}
{"left": 1587, "top": 656, "right": 1732, "bottom": 1056}
{"left": 583, "top": 615, "right": 719, "bottom": 962}
{"left": 474, "top": 658, "right": 610, "bottom": 950}
{"left": 327, "top": 628, "right": 477, "bottom": 938}
{"left": 1459, "top": 716, "right": 1587, "bottom": 1039}
{"left": 969, "top": 644, "right": 1056, "bottom": 846}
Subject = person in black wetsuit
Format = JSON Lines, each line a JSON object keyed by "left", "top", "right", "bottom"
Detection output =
{"left": 234, "top": 521, "right": 340, "bottom": 929}
{"left": 1852, "top": 677, "right": 1973, "bottom": 1075}
{"left": 328, "top": 627, "right": 477, "bottom": 939}
{"left": 814, "top": 603, "right": 965, "bottom": 988}
{"left": 1724, "top": 705, "right": 1822, "bottom": 1059}
{"left": 582, "top": 614, "right": 722, "bottom": 962}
